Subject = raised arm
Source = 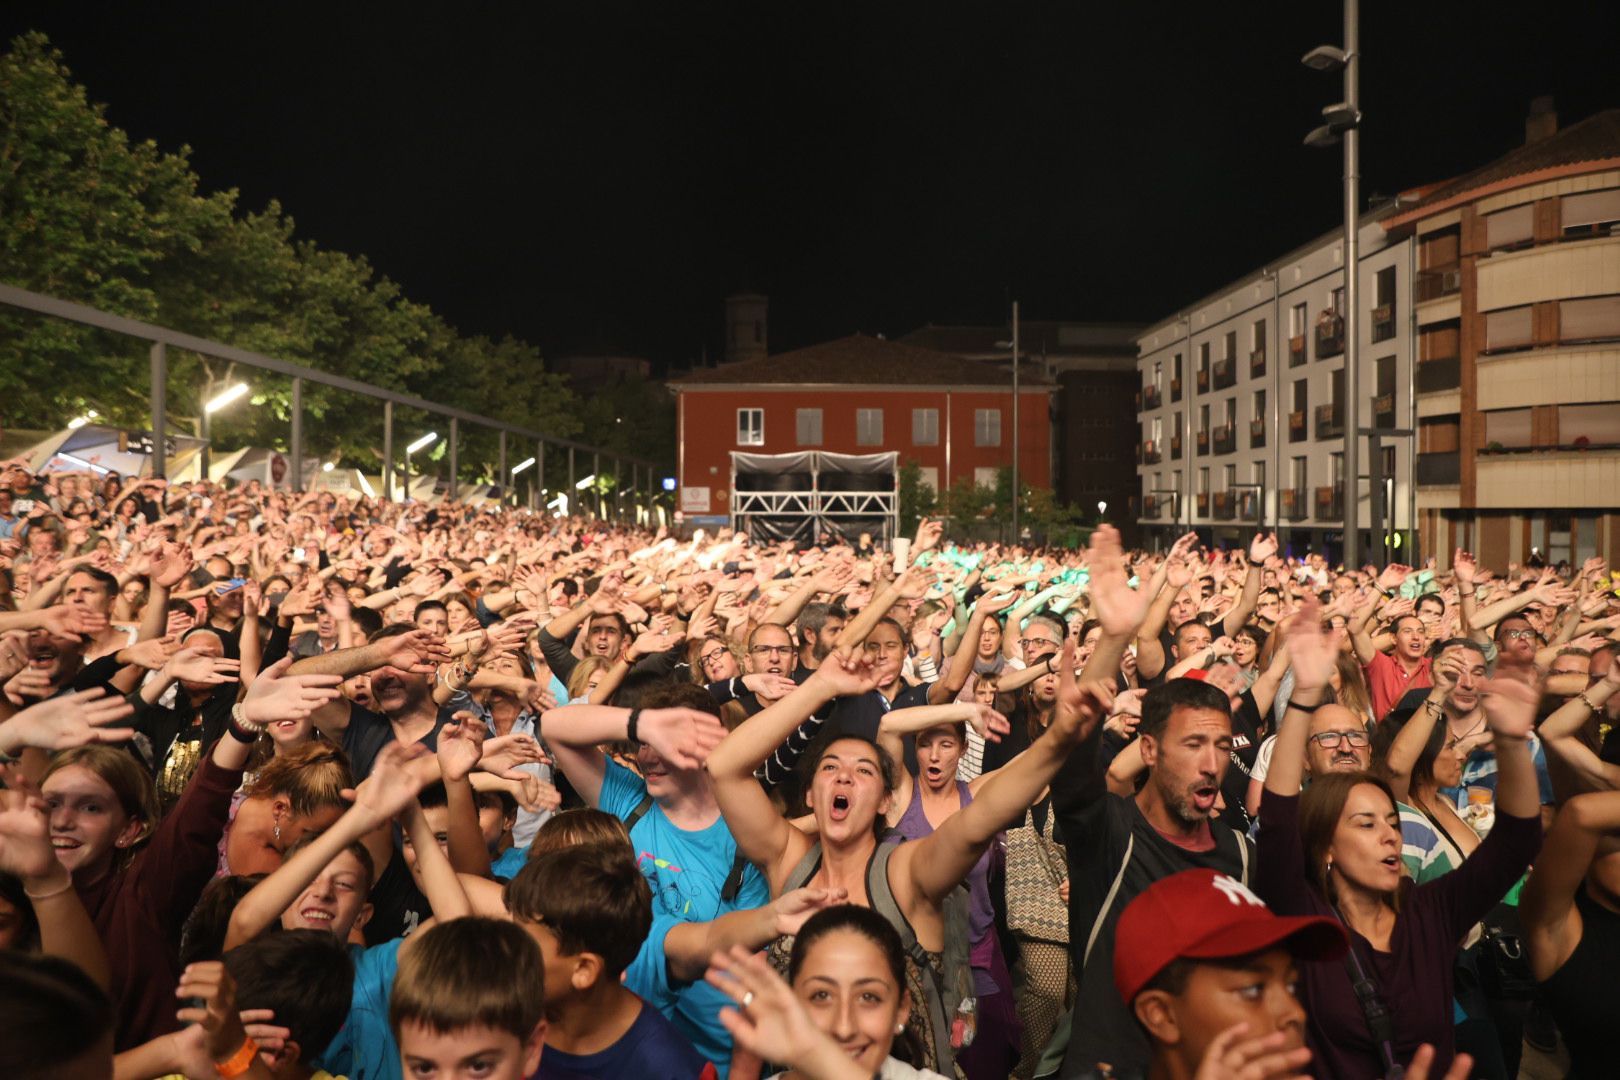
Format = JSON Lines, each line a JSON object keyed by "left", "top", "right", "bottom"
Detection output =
{"left": 1383, "top": 657, "right": 1461, "bottom": 803}
{"left": 1248, "top": 638, "right": 1291, "bottom": 719}
{"left": 1537, "top": 666, "right": 1620, "bottom": 793}
{"left": 1266, "top": 598, "right": 1338, "bottom": 798}
{"left": 936, "top": 591, "right": 1014, "bottom": 701}
{"left": 1135, "top": 554, "right": 1190, "bottom": 681}
{"left": 289, "top": 629, "right": 449, "bottom": 738}
{"left": 0, "top": 780, "right": 113, "bottom": 988}
{"left": 540, "top": 702, "right": 726, "bottom": 808}
{"left": 1521, "top": 790, "right": 1620, "bottom": 981}
{"left": 662, "top": 886, "right": 847, "bottom": 983}
{"left": 1221, "top": 533, "right": 1275, "bottom": 637}
{"left": 1348, "top": 588, "right": 1382, "bottom": 665}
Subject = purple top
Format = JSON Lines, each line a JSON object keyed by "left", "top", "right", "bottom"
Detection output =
{"left": 894, "top": 778, "right": 996, "bottom": 978}
{"left": 1255, "top": 790, "right": 1540, "bottom": 1080}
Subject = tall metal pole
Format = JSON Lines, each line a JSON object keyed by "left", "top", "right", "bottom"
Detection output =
{"left": 499, "top": 431, "right": 508, "bottom": 506}
{"left": 568, "top": 446, "right": 576, "bottom": 514}
{"left": 448, "top": 418, "right": 459, "bottom": 503}
{"left": 537, "top": 441, "right": 546, "bottom": 512}
{"left": 593, "top": 451, "right": 601, "bottom": 520}
{"left": 1341, "top": 0, "right": 1361, "bottom": 569}
{"left": 382, "top": 401, "right": 394, "bottom": 501}
{"left": 289, "top": 377, "right": 303, "bottom": 492}
{"left": 1011, "top": 300, "right": 1020, "bottom": 542}
{"left": 149, "top": 343, "right": 167, "bottom": 480}
{"left": 200, "top": 408, "right": 211, "bottom": 483}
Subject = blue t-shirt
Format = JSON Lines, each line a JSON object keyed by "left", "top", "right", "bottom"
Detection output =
{"left": 624, "top": 917, "right": 737, "bottom": 1077}
{"left": 317, "top": 938, "right": 404, "bottom": 1080}
{"left": 1441, "top": 733, "right": 1556, "bottom": 814}
{"left": 597, "top": 758, "right": 768, "bottom": 922}
{"left": 535, "top": 994, "right": 716, "bottom": 1079}
{"left": 492, "top": 843, "right": 529, "bottom": 881}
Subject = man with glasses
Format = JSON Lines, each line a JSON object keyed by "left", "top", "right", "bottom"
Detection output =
{"left": 1494, "top": 614, "right": 1540, "bottom": 668}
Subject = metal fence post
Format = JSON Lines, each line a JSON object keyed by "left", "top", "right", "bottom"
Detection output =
{"left": 149, "top": 343, "right": 167, "bottom": 480}
{"left": 290, "top": 376, "right": 303, "bottom": 492}
{"left": 593, "top": 452, "right": 601, "bottom": 520}
{"left": 568, "top": 447, "right": 576, "bottom": 514}
{"left": 499, "top": 431, "right": 508, "bottom": 505}
{"left": 537, "top": 441, "right": 546, "bottom": 512}
{"left": 382, "top": 400, "right": 394, "bottom": 501}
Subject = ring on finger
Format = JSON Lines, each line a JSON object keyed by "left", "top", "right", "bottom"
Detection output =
{"left": 740, "top": 990, "right": 754, "bottom": 1009}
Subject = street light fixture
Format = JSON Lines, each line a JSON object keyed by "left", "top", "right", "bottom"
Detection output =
{"left": 511, "top": 456, "right": 535, "bottom": 475}
{"left": 575, "top": 473, "right": 596, "bottom": 490}
{"left": 205, "top": 383, "right": 250, "bottom": 414}
{"left": 1097, "top": 500, "right": 1108, "bottom": 518}
{"left": 402, "top": 432, "right": 438, "bottom": 502}
{"left": 1303, "top": 0, "right": 1362, "bottom": 569}
{"left": 199, "top": 382, "right": 251, "bottom": 480}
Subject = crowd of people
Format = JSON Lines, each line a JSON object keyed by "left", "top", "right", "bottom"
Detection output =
{"left": 1, "top": 458, "right": 1617, "bottom": 1079}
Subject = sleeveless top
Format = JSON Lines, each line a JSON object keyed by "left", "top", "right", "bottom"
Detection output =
{"left": 894, "top": 780, "right": 994, "bottom": 962}
{"left": 1540, "top": 882, "right": 1620, "bottom": 1078}
{"left": 768, "top": 841, "right": 951, "bottom": 1074}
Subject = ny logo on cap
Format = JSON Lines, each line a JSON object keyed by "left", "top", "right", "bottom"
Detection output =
{"left": 1211, "top": 874, "right": 1265, "bottom": 907}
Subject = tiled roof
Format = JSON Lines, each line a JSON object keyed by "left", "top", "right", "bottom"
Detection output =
{"left": 668, "top": 333, "right": 1054, "bottom": 387}
{"left": 1397, "top": 109, "right": 1620, "bottom": 215}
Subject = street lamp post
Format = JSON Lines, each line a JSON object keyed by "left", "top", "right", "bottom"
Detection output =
{"left": 200, "top": 381, "right": 249, "bottom": 482}
{"left": 1303, "top": 0, "right": 1362, "bottom": 569}
{"left": 1011, "top": 300, "right": 1021, "bottom": 543}
{"left": 404, "top": 431, "right": 437, "bottom": 502}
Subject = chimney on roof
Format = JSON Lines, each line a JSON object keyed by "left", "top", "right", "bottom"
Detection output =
{"left": 724, "top": 294, "right": 768, "bottom": 364}
{"left": 1525, "top": 96, "right": 1558, "bottom": 145}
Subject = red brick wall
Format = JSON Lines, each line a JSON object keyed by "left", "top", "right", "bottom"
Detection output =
{"left": 675, "top": 387, "right": 1052, "bottom": 515}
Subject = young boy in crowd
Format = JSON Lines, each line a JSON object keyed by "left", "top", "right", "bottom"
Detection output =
{"left": 388, "top": 917, "right": 547, "bottom": 1080}
{"left": 224, "top": 929, "right": 357, "bottom": 1080}
{"left": 505, "top": 843, "right": 717, "bottom": 1079}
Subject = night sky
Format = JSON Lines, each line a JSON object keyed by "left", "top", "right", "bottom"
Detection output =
{"left": 6, "top": 3, "right": 1619, "bottom": 370}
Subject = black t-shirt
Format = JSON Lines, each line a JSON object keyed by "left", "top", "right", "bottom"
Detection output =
{"left": 826, "top": 682, "right": 933, "bottom": 774}
{"left": 1217, "top": 690, "right": 1266, "bottom": 833}
{"left": 340, "top": 701, "right": 454, "bottom": 783}
{"left": 363, "top": 843, "right": 428, "bottom": 945}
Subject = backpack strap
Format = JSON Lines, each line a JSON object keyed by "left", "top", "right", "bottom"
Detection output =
{"left": 721, "top": 851, "right": 750, "bottom": 904}
{"left": 1083, "top": 834, "right": 1134, "bottom": 968}
{"left": 622, "top": 793, "right": 656, "bottom": 833}
{"left": 782, "top": 841, "right": 824, "bottom": 893}
{"left": 867, "top": 842, "right": 956, "bottom": 1070}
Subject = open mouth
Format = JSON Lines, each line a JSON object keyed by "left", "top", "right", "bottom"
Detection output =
{"left": 924, "top": 766, "right": 944, "bottom": 782}
{"left": 829, "top": 793, "right": 851, "bottom": 820}
{"left": 51, "top": 837, "right": 82, "bottom": 851}
{"left": 1381, "top": 856, "right": 1401, "bottom": 873}
{"left": 298, "top": 907, "right": 335, "bottom": 925}
{"left": 1191, "top": 784, "right": 1218, "bottom": 812}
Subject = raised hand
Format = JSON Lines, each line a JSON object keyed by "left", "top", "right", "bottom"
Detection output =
{"left": 1052, "top": 639, "right": 1113, "bottom": 746}
{"left": 477, "top": 731, "right": 547, "bottom": 780}
{"left": 0, "top": 688, "right": 136, "bottom": 754}
{"left": 963, "top": 702, "right": 1011, "bottom": 742}
{"left": 892, "top": 565, "right": 937, "bottom": 600}
{"left": 1089, "top": 524, "right": 1149, "bottom": 638}
{"left": 638, "top": 707, "right": 730, "bottom": 770}
{"left": 174, "top": 962, "right": 252, "bottom": 1065}
{"left": 0, "top": 782, "right": 60, "bottom": 882}
{"left": 913, "top": 518, "right": 945, "bottom": 554}
{"left": 1247, "top": 531, "right": 1279, "bottom": 564}
{"left": 1377, "top": 563, "right": 1413, "bottom": 592}
{"left": 706, "top": 946, "right": 847, "bottom": 1076}
{"left": 811, "top": 650, "right": 880, "bottom": 697}
{"left": 376, "top": 628, "right": 453, "bottom": 674}
{"left": 1400, "top": 1045, "right": 1473, "bottom": 1080}
{"left": 1165, "top": 557, "right": 1193, "bottom": 590}
{"left": 1283, "top": 597, "right": 1341, "bottom": 693}
{"left": 0, "top": 634, "right": 29, "bottom": 684}
{"left": 349, "top": 741, "right": 432, "bottom": 825}
{"left": 164, "top": 648, "right": 241, "bottom": 686}
{"left": 1192, "top": 1023, "right": 1313, "bottom": 1080}
{"left": 769, "top": 886, "right": 850, "bottom": 938}
{"left": 37, "top": 604, "right": 108, "bottom": 642}
{"left": 1481, "top": 675, "right": 1538, "bottom": 741}
{"left": 741, "top": 672, "right": 798, "bottom": 701}
{"left": 239, "top": 655, "right": 342, "bottom": 725}
{"left": 151, "top": 543, "right": 195, "bottom": 589}
{"left": 437, "top": 714, "right": 488, "bottom": 782}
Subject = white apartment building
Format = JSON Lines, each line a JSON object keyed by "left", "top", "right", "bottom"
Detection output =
{"left": 1135, "top": 206, "right": 1416, "bottom": 562}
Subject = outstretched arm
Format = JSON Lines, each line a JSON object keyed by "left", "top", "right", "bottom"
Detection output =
{"left": 1266, "top": 599, "right": 1339, "bottom": 798}
{"left": 1221, "top": 533, "right": 1275, "bottom": 637}
{"left": 1538, "top": 668, "right": 1620, "bottom": 793}
{"left": 1521, "top": 790, "right": 1620, "bottom": 981}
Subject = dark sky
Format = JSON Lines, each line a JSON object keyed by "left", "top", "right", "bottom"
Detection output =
{"left": 6, "top": 3, "right": 1620, "bottom": 369}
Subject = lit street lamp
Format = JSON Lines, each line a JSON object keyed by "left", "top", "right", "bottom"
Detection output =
{"left": 1097, "top": 500, "right": 1108, "bottom": 519}
{"left": 403, "top": 431, "right": 437, "bottom": 501}
{"left": 199, "top": 382, "right": 250, "bottom": 479}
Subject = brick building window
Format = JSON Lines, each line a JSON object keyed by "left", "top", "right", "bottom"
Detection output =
{"left": 737, "top": 408, "right": 764, "bottom": 446}
{"left": 974, "top": 409, "right": 1001, "bottom": 447}
{"left": 796, "top": 408, "right": 822, "bottom": 446}
{"left": 912, "top": 408, "right": 939, "bottom": 446}
{"left": 856, "top": 408, "right": 884, "bottom": 446}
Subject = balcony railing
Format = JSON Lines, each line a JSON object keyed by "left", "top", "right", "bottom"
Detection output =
{"left": 1197, "top": 368, "right": 1210, "bottom": 393}
{"left": 1214, "top": 356, "right": 1236, "bottom": 390}
{"left": 1171, "top": 433, "right": 1183, "bottom": 459}
{"left": 1171, "top": 377, "right": 1183, "bottom": 402}
{"left": 1237, "top": 491, "right": 1259, "bottom": 520}
{"left": 1143, "top": 494, "right": 1163, "bottom": 519}
{"left": 1416, "top": 265, "right": 1462, "bottom": 303}
{"left": 1315, "top": 485, "right": 1344, "bottom": 520}
{"left": 1143, "top": 385, "right": 1162, "bottom": 411}
{"left": 1289, "top": 409, "right": 1308, "bottom": 442}
{"left": 1316, "top": 403, "right": 1344, "bottom": 440}
{"left": 1213, "top": 491, "right": 1236, "bottom": 520}
{"left": 1281, "top": 488, "right": 1308, "bottom": 521}
{"left": 1289, "top": 334, "right": 1307, "bottom": 367}
{"left": 1213, "top": 425, "right": 1236, "bottom": 455}
{"left": 1415, "top": 451, "right": 1461, "bottom": 486}
{"left": 1250, "top": 348, "right": 1266, "bottom": 378}
{"left": 1143, "top": 440, "right": 1162, "bottom": 465}
{"left": 1196, "top": 492, "right": 1210, "bottom": 516}
{"left": 1250, "top": 417, "right": 1266, "bottom": 449}
{"left": 1416, "top": 355, "right": 1461, "bottom": 395}
{"left": 1373, "top": 392, "right": 1396, "bottom": 429}
{"left": 1315, "top": 316, "right": 1345, "bottom": 359}
{"left": 1371, "top": 302, "right": 1396, "bottom": 343}
{"left": 1196, "top": 430, "right": 1209, "bottom": 454}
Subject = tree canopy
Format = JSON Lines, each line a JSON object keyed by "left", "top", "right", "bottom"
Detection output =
{"left": 0, "top": 32, "right": 618, "bottom": 483}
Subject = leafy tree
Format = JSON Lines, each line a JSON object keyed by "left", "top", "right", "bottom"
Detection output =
{"left": 897, "top": 459, "right": 938, "bottom": 534}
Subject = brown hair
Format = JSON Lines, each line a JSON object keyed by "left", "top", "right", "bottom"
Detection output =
{"left": 242, "top": 742, "right": 353, "bottom": 818}
{"left": 1297, "top": 770, "right": 1405, "bottom": 910}
{"left": 1332, "top": 651, "right": 1375, "bottom": 725}
{"left": 44, "top": 746, "right": 161, "bottom": 862}
{"left": 389, "top": 916, "right": 545, "bottom": 1040}
{"left": 503, "top": 843, "right": 651, "bottom": 978}
{"left": 566, "top": 655, "right": 613, "bottom": 701}
{"left": 280, "top": 834, "right": 377, "bottom": 897}
{"left": 527, "top": 808, "right": 631, "bottom": 859}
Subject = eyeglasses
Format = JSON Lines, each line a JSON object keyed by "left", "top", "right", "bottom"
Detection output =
{"left": 1020, "top": 638, "right": 1060, "bottom": 652}
{"left": 1501, "top": 629, "right": 1536, "bottom": 641}
{"left": 1308, "top": 730, "right": 1370, "bottom": 749}
{"left": 700, "top": 650, "right": 730, "bottom": 666}
{"left": 749, "top": 644, "right": 795, "bottom": 657}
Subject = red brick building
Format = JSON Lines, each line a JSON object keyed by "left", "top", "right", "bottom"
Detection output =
{"left": 668, "top": 333, "right": 1054, "bottom": 524}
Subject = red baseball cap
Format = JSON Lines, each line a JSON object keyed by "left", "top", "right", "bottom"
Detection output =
{"left": 1113, "top": 869, "right": 1347, "bottom": 1005}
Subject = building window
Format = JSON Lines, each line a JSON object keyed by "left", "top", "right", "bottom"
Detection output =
{"left": 856, "top": 408, "right": 884, "bottom": 446}
{"left": 974, "top": 409, "right": 1001, "bottom": 447}
{"left": 737, "top": 408, "right": 764, "bottom": 446}
{"left": 1485, "top": 204, "right": 1535, "bottom": 251}
{"left": 1562, "top": 189, "right": 1620, "bottom": 236}
{"left": 1290, "top": 302, "right": 1307, "bottom": 338}
{"left": 912, "top": 408, "right": 939, "bottom": 446}
{"left": 796, "top": 408, "right": 822, "bottom": 446}
{"left": 1484, "top": 306, "right": 1534, "bottom": 354}
{"left": 973, "top": 466, "right": 998, "bottom": 489}
{"left": 1559, "top": 295, "right": 1620, "bottom": 345}
{"left": 918, "top": 466, "right": 939, "bottom": 493}
{"left": 1372, "top": 266, "right": 1397, "bottom": 343}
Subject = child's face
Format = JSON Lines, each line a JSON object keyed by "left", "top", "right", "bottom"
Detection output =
{"left": 280, "top": 849, "right": 372, "bottom": 940}
{"left": 398, "top": 1020, "right": 543, "bottom": 1080}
